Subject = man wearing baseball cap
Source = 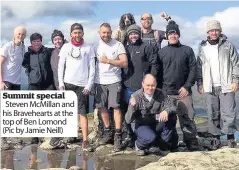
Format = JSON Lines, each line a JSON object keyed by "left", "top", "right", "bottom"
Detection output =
{"left": 58, "top": 23, "right": 95, "bottom": 151}
{"left": 197, "top": 20, "right": 239, "bottom": 148}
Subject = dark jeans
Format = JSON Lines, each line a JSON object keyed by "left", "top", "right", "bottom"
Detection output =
{"left": 135, "top": 115, "right": 178, "bottom": 150}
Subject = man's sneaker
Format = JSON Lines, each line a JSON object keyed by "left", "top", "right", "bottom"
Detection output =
{"left": 99, "top": 129, "right": 113, "bottom": 145}
{"left": 227, "top": 139, "right": 237, "bottom": 148}
{"left": 31, "top": 137, "right": 39, "bottom": 144}
{"left": 1, "top": 138, "right": 10, "bottom": 150}
{"left": 82, "top": 140, "right": 94, "bottom": 152}
{"left": 113, "top": 133, "right": 122, "bottom": 152}
{"left": 135, "top": 142, "right": 145, "bottom": 156}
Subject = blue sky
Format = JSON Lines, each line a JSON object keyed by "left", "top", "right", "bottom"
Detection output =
{"left": 92, "top": 1, "right": 239, "bottom": 21}
{"left": 1, "top": 1, "right": 239, "bottom": 50}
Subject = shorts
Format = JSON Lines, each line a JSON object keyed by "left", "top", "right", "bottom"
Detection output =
{"left": 65, "top": 83, "right": 87, "bottom": 115}
{"left": 94, "top": 82, "right": 122, "bottom": 109}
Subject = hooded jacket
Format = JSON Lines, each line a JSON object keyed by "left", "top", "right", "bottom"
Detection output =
{"left": 196, "top": 35, "right": 239, "bottom": 93}
{"left": 22, "top": 46, "right": 54, "bottom": 86}
{"left": 122, "top": 39, "right": 158, "bottom": 90}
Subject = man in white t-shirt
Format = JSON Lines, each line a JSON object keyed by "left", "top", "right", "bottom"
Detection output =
{"left": 94, "top": 23, "right": 128, "bottom": 151}
{"left": 0, "top": 26, "right": 26, "bottom": 150}
{"left": 58, "top": 23, "right": 95, "bottom": 152}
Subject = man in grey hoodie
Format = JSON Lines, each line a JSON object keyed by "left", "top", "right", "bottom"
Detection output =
{"left": 197, "top": 20, "right": 239, "bottom": 148}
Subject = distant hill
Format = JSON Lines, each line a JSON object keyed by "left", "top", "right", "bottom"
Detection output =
{"left": 20, "top": 68, "right": 239, "bottom": 116}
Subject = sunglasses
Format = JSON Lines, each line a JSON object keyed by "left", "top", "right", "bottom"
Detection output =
{"left": 141, "top": 17, "right": 152, "bottom": 21}
{"left": 68, "top": 46, "right": 82, "bottom": 59}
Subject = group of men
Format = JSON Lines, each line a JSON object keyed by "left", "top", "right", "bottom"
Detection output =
{"left": 1, "top": 12, "right": 238, "bottom": 155}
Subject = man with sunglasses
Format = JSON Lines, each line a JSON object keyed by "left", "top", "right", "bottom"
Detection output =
{"left": 58, "top": 23, "right": 95, "bottom": 152}
{"left": 140, "top": 13, "right": 169, "bottom": 51}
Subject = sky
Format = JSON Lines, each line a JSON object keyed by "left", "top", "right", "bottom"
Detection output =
{"left": 1, "top": 0, "right": 239, "bottom": 53}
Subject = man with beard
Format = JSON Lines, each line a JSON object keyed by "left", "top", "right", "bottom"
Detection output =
{"left": 121, "top": 24, "right": 158, "bottom": 147}
{"left": 94, "top": 23, "right": 128, "bottom": 151}
{"left": 58, "top": 23, "right": 95, "bottom": 152}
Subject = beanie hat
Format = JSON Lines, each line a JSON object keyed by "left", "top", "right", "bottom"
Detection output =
{"left": 126, "top": 24, "right": 141, "bottom": 36}
{"left": 206, "top": 20, "right": 222, "bottom": 33}
{"left": 30, "top": 33, "right": 42, "bottom": 43}
{"left": 71, "top": 23, "right": 84, "bottom": 33}
{"left": 166, "top": 20, "right": 180, "bottom": 38}
{"left": 51, "top": 29, "right": 64, "bottom": 43}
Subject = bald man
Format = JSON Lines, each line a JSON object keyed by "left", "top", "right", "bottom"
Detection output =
{"left": 140, "top": 13, "right": 169, "bottom": 51}
{"left": 0, "top": 26, "right": 26, "bottom": 150}
{"left": 125, "top": 74, "right": 178, "bottom": 155}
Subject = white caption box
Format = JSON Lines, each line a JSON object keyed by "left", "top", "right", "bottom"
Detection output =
{"left": 0, "top": 91, "right": 78, "bottom": 137}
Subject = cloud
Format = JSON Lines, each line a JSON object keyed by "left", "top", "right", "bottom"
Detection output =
{"left": 1, "top": 1, "right": 97, "bottom": 20}
{"left": 1, "top": 2, "right": 239, "bottom": 55}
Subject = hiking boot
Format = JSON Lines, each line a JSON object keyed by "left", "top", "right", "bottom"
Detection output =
{"left": 146, "top": 146, "right": 165, "bottom": 155}
{"left": 31, "top": 137, "right": 39, "bottom": 144}
{"left": 82, "top": 140, "right": 94, "bottom": 152}
{"left": 135, "top": 142, "right": 145, "bottom": 156}
{"left": 227, "top": 139, "right": 237, "bottom": 148}
{"left": 1, "top": 138, "right": 10, "bottom": 150}
{"left": 185, "top": 140, "right": 204, "bottom": 151}
{"left": 113, "top": 133, "right": 122, "bottom": 152}
{"left": 99, "top": 129, "right": 113, "bottom": 145}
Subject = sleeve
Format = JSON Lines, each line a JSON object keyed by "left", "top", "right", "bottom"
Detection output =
{"left": 85, "top": 46, "right": 96, "bottom": 90}
{"left": 160, "top": 93, "right": 177, "bottom": 114}
{"left": 58, "top": 45, "right": 67, "bottom": 87}
{"left": 158, "top": 30, "right": 166, "bottom": 42}
{"left": 196, "top": 45, "right": 203, "bottom": 88}
{"left": 0, "top": 43, "right": 9, "bottom": 58}
{"left": 22, "top": 52, "right": 30, "bottom": 74}
{"left": 51, "top": 51, "right": 59, "bottom": 88}
{"left": 117, "top": 42, "right": 126, "bottom": 56}
{"left": 145, "top": 45, "right": 159, "bottom": 77}
{"left": 125, "top": 104, "right": 137, "bottom": 124}
{"left": 229, "top": 43, "right": 239, "bottom": 83}
{"left": 183, "top": 47, "right": 196, "bottom": 91}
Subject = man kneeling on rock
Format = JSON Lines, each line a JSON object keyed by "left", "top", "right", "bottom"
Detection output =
{"left": 125, "top": 74, "right": 178, "bottom": 156}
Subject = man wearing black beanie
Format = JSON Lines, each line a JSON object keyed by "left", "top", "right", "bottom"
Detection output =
{"left": 157, "top": 20, "right": 200, "bottom": 151}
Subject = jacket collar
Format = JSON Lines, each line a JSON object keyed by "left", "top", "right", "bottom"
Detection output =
{"left": 200, "top": 34, "right": 227, "bottom": 46}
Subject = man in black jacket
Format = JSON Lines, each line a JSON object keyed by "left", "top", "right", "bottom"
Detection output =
{"left": 157, "top": 21, "right": 200, "bottom": 151}
{"left": 125, "top": 74, "right": 178, "bottom": 155}
{"left": 122, "top": 24, "right": 158, "bottom": 103}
